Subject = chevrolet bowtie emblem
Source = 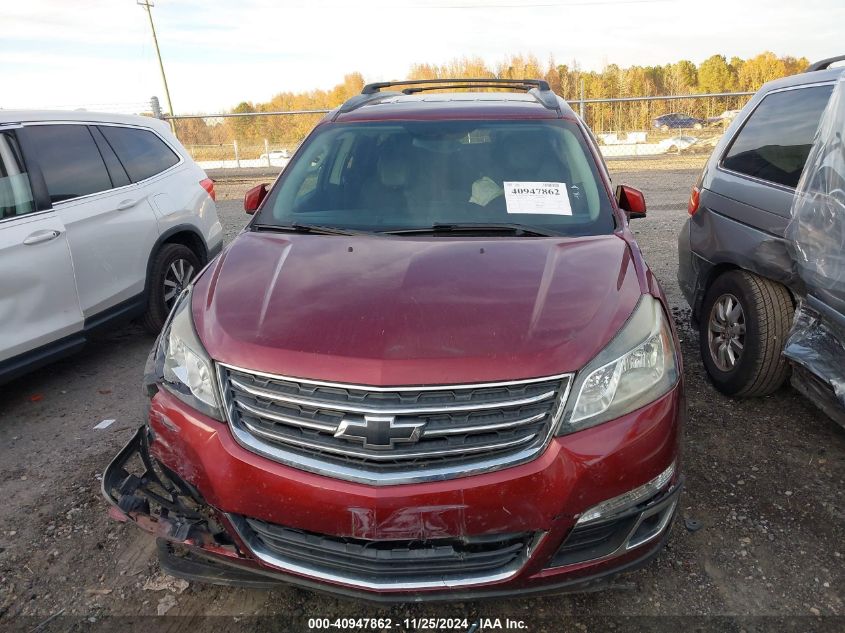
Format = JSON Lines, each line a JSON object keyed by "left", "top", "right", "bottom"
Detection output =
{"left": 334, "top": 415, "right": 425, "bottom": 450}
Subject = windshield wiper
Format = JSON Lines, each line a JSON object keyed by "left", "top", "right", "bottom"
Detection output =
{"left": 384, "top": 222, "right": 559, "bottom": 237}
{"left": 252, "top": 223, "right": 374, "bottom": 236}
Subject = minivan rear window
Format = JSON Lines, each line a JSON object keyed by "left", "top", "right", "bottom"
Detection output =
{"left": 98, "top": 125, "right": 179, "bottom": 183}
{"left": 25, "top": 125, "right": 112, "bottom": 204}
{"left": 722, "top": 84, "right": 834, "bottom": 189}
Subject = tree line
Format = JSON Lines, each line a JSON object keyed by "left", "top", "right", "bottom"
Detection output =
{"left": 175, "top": 51, "right": 808, "bottom": 152}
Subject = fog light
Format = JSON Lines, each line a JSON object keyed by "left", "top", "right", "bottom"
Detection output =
{"left": 577, "top": 462, "right": 675, "bottom": 526}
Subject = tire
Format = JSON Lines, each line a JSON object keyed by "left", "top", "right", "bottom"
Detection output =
{"left": 142, "top": 243, "right": 201, "bottom": 333}
{"left": 699, "top": 271, "right": 793, "bottom": 397}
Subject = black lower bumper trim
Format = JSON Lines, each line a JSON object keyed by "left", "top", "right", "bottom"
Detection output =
{"left": 549, "top": 483, "right": 681, "bottom": 568}
{"left": 156, "top": 528, "right": 671, "bottom": 603}
{"left": 158, "top": 540, "right": 281, "bottom": 590}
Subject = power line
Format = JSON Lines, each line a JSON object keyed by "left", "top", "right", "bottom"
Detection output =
{"left": 286, "top": 0, "right": 670, "bottom": 7}
{"left": 3, "top": 103, "right": 151, "bottom": 114}
{"left": 415, "top": 0, "right": 669, "bottom": 6}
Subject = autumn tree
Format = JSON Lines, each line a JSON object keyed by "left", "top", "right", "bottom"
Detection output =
{"left": 737, "top": 51, "right": 809, "bottom": 90}
{"left": 181, "top": 51, "right": 810, "bottom": 151}
{"left": 497, "top": 54, "right": 543, "bottom": 81}
{"left": 665, "top": 60, "right": 698, "bottom": 95}
{"left": 408, "top": 57, "right": 494, "bottom": 82}
{"left": 698, "top": 54, "right": 737, "bottom": 93}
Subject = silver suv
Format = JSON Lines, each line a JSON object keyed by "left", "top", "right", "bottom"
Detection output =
{"left": 0, "top": 111, "right": 223, "bottom": 383}
{"left": 678, "top": 56, "right": 844, "bottom": 398}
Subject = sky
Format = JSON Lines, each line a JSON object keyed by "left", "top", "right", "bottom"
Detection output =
{"left": 0, "top": 0, "right": 841, "bottom": 115}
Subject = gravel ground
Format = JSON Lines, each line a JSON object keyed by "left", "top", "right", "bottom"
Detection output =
{"left": 0, "top": 166, "right": 843, "bottom": 632}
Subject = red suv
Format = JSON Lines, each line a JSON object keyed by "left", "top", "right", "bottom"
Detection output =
{"left": 104, "top": 79, "right": 684, "bottom": 601}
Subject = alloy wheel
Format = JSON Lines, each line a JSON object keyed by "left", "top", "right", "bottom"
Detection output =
{"left": 707, "top": 293, "right": 746, "bottom": 372}
{"left": 163, "top": 258, "right": 195, "bottom": 310}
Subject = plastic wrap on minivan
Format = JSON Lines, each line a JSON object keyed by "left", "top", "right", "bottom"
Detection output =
{"left": 784, "top": 74, "right": 845, "bottom": 424}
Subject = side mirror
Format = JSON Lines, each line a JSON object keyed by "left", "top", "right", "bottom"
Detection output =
{"left": 244, "top": 183, "right": 269, "bottom": 214}
{"left": 616, "top": 184, "right": 647, "bottom": 220}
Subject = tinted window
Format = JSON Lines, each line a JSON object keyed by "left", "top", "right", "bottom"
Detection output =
{"left": 0, "top": 132, "right": 36, "bottom": 219}
{"left": 99, "top": 125, "right": 179, "bottom": 182}
{"left": 25, "top": 125, "right": 112, "bottom": 203}
{"left": 90, "top": 126, "right": 130, "bottom": 188}
{"left": 260, "top": 119, "right": 614, "bottom": 237}
{"left": 722, "top": 85, "right": 834, "bottom": 188}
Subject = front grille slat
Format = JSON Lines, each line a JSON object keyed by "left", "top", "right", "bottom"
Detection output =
{"left": 220, "top": 364, "right": 571, "bottom": 484}
{"left": 229, "top": 375, "right": 556, "bottom": 415}
{"left": 240, "top": 415, "right": 538, "bottom": 461}
{"left": 239, "top": 516, "right": 533, "bottom": 581}
{"left": 250, "top": 540, "right": 523, "bottom": 576}
{"left": 236, "top": 400, "right": 337, "bottom": 432}
{"left": 422, "top": 411, "right": 547, "bottom": 437}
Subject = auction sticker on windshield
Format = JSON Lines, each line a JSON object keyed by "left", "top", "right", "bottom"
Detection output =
{"left": 504, "top": 181, "right": 572, "bottom": 215}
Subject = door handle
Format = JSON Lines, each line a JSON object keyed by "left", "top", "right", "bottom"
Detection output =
{"left": 23, "top": 229, "right": 62, "bottom": 246}
{"left": 117, "top": 199, "right": 138, "bottom": 210}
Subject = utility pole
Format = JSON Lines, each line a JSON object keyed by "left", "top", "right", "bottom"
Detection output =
{"left": 137, "top": 0, "right": 176, "bottom": 133}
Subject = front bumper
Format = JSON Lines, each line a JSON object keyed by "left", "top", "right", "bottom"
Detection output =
{"left": 151, "top": 526, "right": 675, "bottom": 602}
{"left": 103, "top": 385, "right": 683, "bottom": 601}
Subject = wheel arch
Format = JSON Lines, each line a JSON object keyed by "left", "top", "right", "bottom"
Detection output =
{"left": 697, "top": 263, "right": 797, "bottom": 320}
{"left": 694, "top": 262, "right": 739, "bottom": 320}
{"left": 143, "top": 225, "right": 208, "bottom": 302}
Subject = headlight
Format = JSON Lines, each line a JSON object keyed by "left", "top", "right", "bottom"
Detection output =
{"left": 155, "top": 288, "right": 223, "bottom": 420}
{"left": 559, "top": 295, "right": 679, "bottom": 433}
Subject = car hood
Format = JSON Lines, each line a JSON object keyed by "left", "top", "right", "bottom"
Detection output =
{"left": 193, "top": 231, "right": 645, "bottom": 385}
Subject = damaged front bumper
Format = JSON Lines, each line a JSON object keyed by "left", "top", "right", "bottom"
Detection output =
{"left": 102, "top": 426, "right": 680, "bottom": 601}
{"left": 102, "top": 388, "right": 683, "bottom": 602}
{"left": 102, "top": 426, "right": 235, "bottom": 554}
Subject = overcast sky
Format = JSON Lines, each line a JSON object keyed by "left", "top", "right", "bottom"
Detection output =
{"left": 0, "top": 0, "right": 841, "bottom": 114}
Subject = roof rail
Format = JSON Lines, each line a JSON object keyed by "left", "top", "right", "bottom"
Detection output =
{"left": 362, "top": 78, "right": 550, "bottom": 94}
{"left": 335, "top": 91, "right": 401, "bottom": 116}
{"left": 805, "top": 55, "right": 845, "bottom": 72}
{"left": 357, "top": 78, "right": 561, "bottom": 113}
{"left": 401, "top": 82, "right": 541, "bottom": 94}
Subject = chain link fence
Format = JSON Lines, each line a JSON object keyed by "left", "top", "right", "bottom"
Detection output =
{"left": 169, "top": 92, "right": 754, "bottom": 172}
{"left": 581, "top": 92, "right": 752, "bottom": 173}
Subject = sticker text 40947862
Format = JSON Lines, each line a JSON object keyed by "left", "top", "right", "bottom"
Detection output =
{"left": 503, "top": 181, "right": 573, "bottom": 216}
{"left": 509, "top": 186, "right": 560, "bottom": 196}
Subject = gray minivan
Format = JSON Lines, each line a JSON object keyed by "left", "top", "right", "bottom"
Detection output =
{"left": 678, "top": 56, "right": 844, "bottom": 398}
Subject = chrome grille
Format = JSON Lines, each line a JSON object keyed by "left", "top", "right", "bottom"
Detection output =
{"left": 228, "top": 514, "right": 544, "bottom": 590}
{"left": 218, "top": 363, "right": 571, "bottom": 485}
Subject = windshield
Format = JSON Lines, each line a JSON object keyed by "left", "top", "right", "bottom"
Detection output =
{"left": 256, "top": 119, "right": 615, "bottom": 236}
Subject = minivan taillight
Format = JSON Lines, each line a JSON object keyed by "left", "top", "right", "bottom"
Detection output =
{"left": 687, "top": 186, "right": 700, "bottom": 216}
{"left": 200, "top": 178, "right": 216, "bottom": 202}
